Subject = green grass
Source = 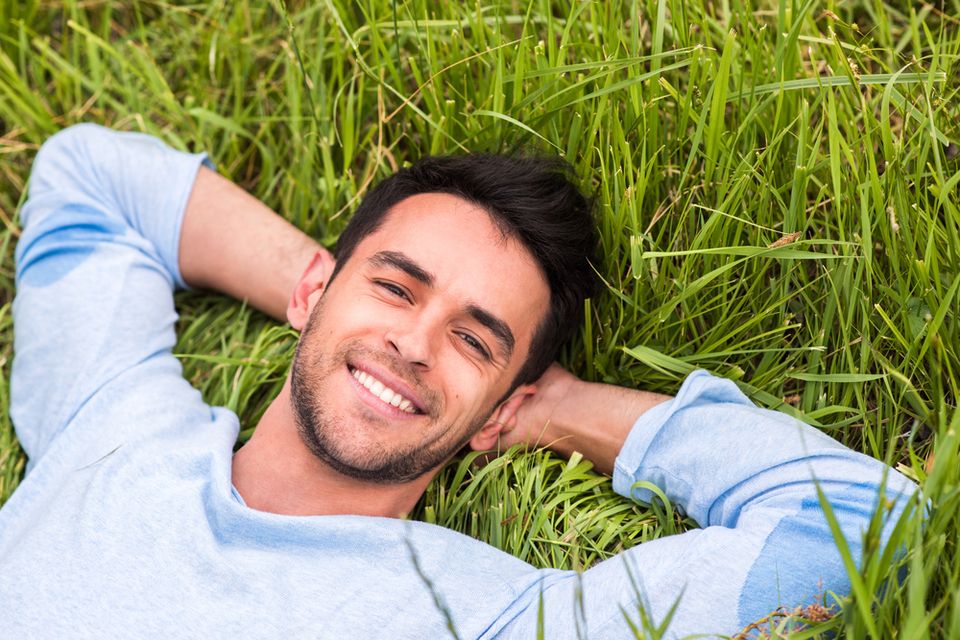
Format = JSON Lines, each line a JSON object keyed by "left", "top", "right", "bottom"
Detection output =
{"left": 0, "top": 0, "right": 958, "bottom": 637}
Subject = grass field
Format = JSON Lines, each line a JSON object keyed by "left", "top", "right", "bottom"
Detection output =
{"left": 1, "top": 0, "right": 958, "bottom": 637}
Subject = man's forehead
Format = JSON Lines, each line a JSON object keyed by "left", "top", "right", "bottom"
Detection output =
{"left": 367, "top": 193, "right": 544, "bottom": 285}
{"left": 381, "top": 192, "right": 494, "bottom": 230}
{"left": 364, "top": 193, "right": 514, "bottom": 256}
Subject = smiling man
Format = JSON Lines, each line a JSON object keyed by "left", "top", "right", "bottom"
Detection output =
{"left": 232, "top": 188, "right": 559, "bottom": 517}
{"left": 0, "top": 124, "right": 917, "bottom": 638}
{"left": 287, "top": 195, "right": 546, "bottom": 482}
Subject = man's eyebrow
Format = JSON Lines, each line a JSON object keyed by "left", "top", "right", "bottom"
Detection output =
{"left": 369, "top": 251, "right": 434, "bottom": 286}
{"left": 466, "top": 304, "right": 515, "bottom": 360}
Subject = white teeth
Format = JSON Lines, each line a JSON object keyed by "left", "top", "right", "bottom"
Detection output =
{"left": 351, "top": 367, "right": 417, "bottom": 414}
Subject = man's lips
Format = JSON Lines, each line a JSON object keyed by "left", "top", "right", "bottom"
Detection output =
{"left": 347, "top": 363, "right": 426, "bottom": 415}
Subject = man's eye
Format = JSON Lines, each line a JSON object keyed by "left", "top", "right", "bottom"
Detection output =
{"left": 458, "top": 332, "right": 490, "bottom": 359}
{"left": 376, "top": 281, "right": 410, "bottom": 301}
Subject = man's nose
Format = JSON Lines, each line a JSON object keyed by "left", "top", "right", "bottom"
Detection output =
{"left": 384, "top": 317, "right": 436, "bottom": 368}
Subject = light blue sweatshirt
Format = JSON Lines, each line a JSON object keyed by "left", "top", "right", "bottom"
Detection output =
{"left": 0, "top": 124, "right": 916, "bottom": 639}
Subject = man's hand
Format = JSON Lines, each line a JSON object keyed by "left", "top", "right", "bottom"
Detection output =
{"left": 496, "top": 364, "right": 579, "bottom": 451}
{"left": 498, "top": 364, "right": 672, "bottom": 475}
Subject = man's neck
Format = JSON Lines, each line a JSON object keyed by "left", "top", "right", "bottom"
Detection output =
{"left": 231, "top": 379, "right": 432, "bottom": 518}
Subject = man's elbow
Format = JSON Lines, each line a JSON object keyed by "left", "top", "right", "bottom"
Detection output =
{"left": 24, "top": 123, "right": 110, "bottom": 213}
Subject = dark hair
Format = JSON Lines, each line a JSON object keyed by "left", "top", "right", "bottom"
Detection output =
{"left": 331, "top": 154, "right": 599, "bottom": 388}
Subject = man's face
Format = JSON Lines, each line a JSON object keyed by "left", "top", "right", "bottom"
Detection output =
{"left": 290, "top": 193, "right": 550, "bottom": 483}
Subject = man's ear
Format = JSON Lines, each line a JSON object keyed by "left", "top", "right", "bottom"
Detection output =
{"left": 287, "top": 251, "right": 334, "bottom": 330}
{"left": 469, "top": 384, "right": 536, "bottom": 451}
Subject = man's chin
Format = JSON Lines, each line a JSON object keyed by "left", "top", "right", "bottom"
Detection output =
{"left": 307, "top": 438, "right": 436, "bottom": 485}
{"left": 291, "top": 402, "right": 436, "bottom": 485}
{"left": 288, "top": 345, "right": 477, "bottom": 484}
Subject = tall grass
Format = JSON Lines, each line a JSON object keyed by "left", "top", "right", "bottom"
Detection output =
{"left": 0, "top": 0, "right": 957, "bottom": 637}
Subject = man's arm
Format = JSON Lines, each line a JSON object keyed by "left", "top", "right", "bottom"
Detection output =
{"left": 179, "top": 167, "right": 334, "bottom": 322}
{"left": 11, "top": 124, "right": 329, "bottom": 467}
{"left": 496, "top": 368, "right": 918, "bottom": 637}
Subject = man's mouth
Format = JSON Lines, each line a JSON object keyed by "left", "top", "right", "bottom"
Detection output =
{"left": 349, "top": 366, "right": 422, "bottom": 415}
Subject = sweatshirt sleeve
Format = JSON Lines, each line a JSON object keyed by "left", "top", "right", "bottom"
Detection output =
{"left": 496, "top": 370, "right": 918, "bottom": 639}
{"left": 11, "top": 124, "right": 211, "bottom": 466}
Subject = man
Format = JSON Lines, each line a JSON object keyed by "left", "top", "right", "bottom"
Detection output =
{"left": 0, "top": 124, "right": 916, "bottom": 638}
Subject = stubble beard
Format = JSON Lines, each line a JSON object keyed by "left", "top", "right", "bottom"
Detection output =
{"left": 289, "top": 301, "right": 490, "bottom": 484}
